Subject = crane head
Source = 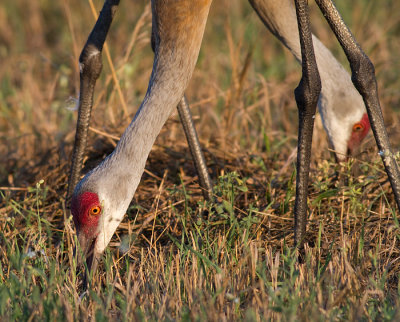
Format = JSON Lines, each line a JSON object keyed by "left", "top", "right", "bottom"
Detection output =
{"left": 319, "top": 87, "right": 371, "bottom": 162}
{"left": 327, "top": 111, "right": 370, "bottom": 161}
{"left": 71, "top": 191, "right": 102, "bottom": 274}
{"left": 347, "top": 112, "right": 370, "bottom": 156}
{"left": 70, "top": 167, "right": 133, "bottom": 282}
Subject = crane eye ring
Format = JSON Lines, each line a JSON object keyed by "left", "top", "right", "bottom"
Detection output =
{"left": 89, "top": 205, "right": 101, "bottom": 216}
{"left": 353, "top": 123, "right": 364, "bottom": 132}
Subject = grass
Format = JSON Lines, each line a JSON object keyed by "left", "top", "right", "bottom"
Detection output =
{"left": 1, "top": 0, "right": 400, "bottom": 320}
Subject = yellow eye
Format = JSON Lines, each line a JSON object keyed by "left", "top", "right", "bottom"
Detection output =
{"left": 353, "top": 123, "right": 364, "bottom": 132}
{"left": 89, "top": 205, "right": 101, "bottom": 216}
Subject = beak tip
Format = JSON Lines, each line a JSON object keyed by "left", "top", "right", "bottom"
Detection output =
{"left": 74, "top": 231, "right": 99, "bottom": 288}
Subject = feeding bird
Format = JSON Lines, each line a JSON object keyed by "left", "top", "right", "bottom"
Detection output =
{"left": 250, "top": 0, "right": 371, "bottom": 160}
{"left": 68, "top": 0, "right": 400, "bottom": 274}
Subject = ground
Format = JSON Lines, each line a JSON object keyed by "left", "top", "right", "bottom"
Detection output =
{"left": 1, "top": 0, "right": 400, "bottom": 320}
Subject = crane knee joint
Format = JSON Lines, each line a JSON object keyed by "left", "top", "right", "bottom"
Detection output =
{"left": 350, "top": 54, "right": 376, "bottom": 97}
{"left": 79, "top": 44, "right": 103, "bottom": 82}
{"left": 294, "top": 74, "right": 321, "bottom": 114}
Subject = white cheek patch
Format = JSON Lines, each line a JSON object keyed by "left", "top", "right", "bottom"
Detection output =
{"left": 329, "top": 117, "right": 351, "bottom": 158}
{"left": 94, "top": 198, "right": 130, "bottom": 255}
{"left": 319, "top": 94, "right": 365, "bottom": 160}
{"left": 95, "top": 216, "right": 121, "bottom": 255}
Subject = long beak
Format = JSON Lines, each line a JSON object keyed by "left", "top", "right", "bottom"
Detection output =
{"left": 74, "top": 231, "right": 99, "bottom": 290}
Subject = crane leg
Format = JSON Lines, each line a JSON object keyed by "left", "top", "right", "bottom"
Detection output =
{"left": 177, "top": 96, "right": 213, "bottom": 200}
{"left": 67, "top": 0, "right": 120, "bottom": 202}
{"left": 293, "top": 0, "right": 322, "bottom": 247}
{"left": 314, "top": 0, "right": 400, "bottom": 213}
{"left": 68, "top": 1, "right": 212, "bottom": 202}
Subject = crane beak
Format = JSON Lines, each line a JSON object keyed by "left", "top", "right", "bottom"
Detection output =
{"left": 74, "top": 230, "right": 99, "bottom": 289}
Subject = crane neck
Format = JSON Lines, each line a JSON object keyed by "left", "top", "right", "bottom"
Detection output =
{"left": 96, "top": 0, "right": 212, "bottom": 199}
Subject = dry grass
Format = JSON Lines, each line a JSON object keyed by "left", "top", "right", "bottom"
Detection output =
{"left": 1, "top": 0, "right": 400, "bottom": 320}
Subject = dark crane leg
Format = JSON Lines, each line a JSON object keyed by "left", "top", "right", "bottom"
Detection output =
{"left": 292, "top": 0, "right": 322, "bottom": 247}
{"left": 314, "top": 0, "right": 400, "bottom": 209}
{"left": 177, "top": 96, "right": 213, "bottom": 200}
{"left": 67, "top": 0, "right": 120, "bottom": 202}
{"left": 292, "top": 0, "right": 400, "bottom": 248}
{"left": 67, "top": 0, "right": 212, "bottom": 203}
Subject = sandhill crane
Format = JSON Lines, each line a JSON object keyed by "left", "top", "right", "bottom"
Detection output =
{"left": 250, "top": 0, "right": 371, "bottom": 161}
{"left": 68, "top": 0, "right": 400, "bottom": 276}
